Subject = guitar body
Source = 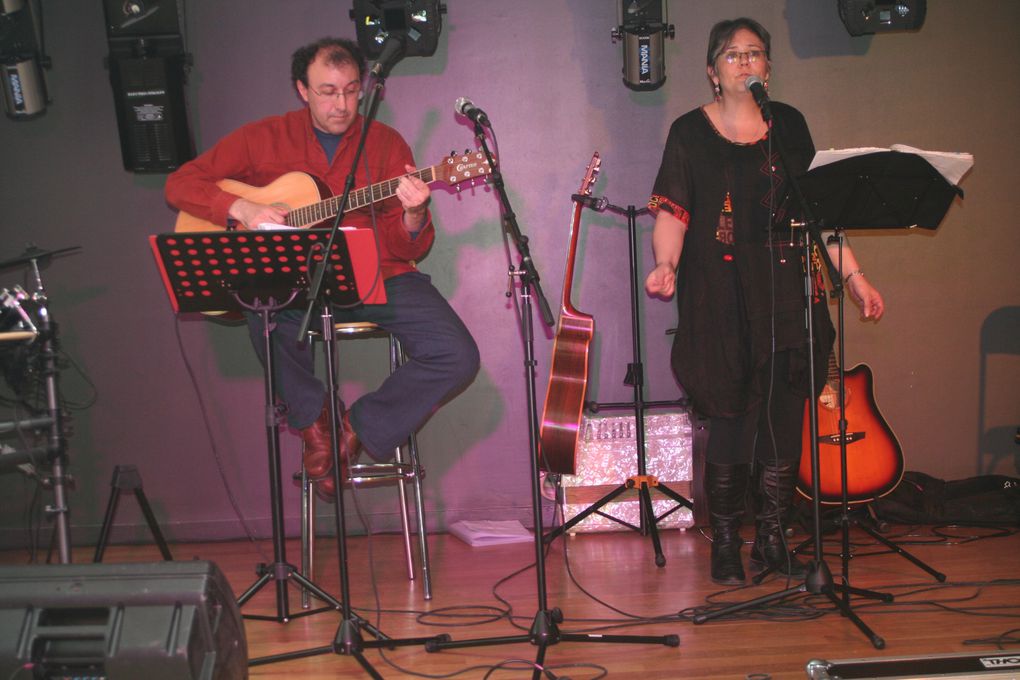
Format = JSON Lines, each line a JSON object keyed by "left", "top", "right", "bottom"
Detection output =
{"left": 174, "top": 172, "right": 326, "bottom": 232}
{"left": 797, "top": 363, "right": 904, "bottom": 504}
{"left": 541, "top": 311, "right": 595, "bottom": 475}
{"left": 539, "top": 152, "right": 601, "bottom": 475}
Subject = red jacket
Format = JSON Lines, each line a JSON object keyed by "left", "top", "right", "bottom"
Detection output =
{"left": 165, "top": 108, "right": 434, "bottom": 279}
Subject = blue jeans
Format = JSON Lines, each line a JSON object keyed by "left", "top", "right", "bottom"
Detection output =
{"left": 247, "top": 271, "right": 479, "bottom": 460}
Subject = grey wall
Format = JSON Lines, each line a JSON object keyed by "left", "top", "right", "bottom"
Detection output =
{"left": 1, "top": 1, "right": 1018, "bottom": 549}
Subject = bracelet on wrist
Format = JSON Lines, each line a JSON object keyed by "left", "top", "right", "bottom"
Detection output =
{"left": 844, "top": 269, "right": 864, "bottom": 283}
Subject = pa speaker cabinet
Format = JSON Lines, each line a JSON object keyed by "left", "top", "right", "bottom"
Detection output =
{"left": 107, "top": 51, "right": 194, "bottom": 173}
{"left": 0, "top": 560, "right": 246, "bottom": 679}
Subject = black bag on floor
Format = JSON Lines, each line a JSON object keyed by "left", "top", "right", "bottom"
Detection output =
{"left": 872, "top": 471, "right": 1020, "bottom": 525}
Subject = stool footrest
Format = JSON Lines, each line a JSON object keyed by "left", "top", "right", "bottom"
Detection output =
{"left": 349, "top": 462, "right": 417, "bottom": 484}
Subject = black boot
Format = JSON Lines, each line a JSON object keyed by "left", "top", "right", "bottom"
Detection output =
{"left": 749, "top": 460, "right": 807, "bottom": 577}
{"left": 706, "top": 462, "right": 750, "bottom": 585}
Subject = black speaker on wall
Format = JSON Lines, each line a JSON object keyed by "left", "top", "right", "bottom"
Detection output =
{"left": 0, "top": 560, "right": 247, "bottom": 679}
{"left": 102, "top": 0, "right": 194, "bottom": 172}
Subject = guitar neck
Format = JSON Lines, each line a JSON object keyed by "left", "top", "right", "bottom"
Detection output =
{"left": 287, "top": 165, "right": 437, "bottom": 228}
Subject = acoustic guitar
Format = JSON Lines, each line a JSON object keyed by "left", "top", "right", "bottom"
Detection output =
{"left": 174, "top": 151, "right": 492, "bottom": 232}
{"left": 797, "top": 353, "right": 904, "bottom": 504}
{"left": 539, "top": 152, "right": 601, "bottom": 475}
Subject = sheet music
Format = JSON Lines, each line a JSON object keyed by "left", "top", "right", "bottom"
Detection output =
{"left": 810, "top": 145, "right": 974, "bottom": 186}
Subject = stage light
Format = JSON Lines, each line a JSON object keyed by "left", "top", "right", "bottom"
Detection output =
{"left": 612, "top": 0, "right": 674, "bottom": 91}
{"left": 0, "top": 0, "right": 49, "bottom": 120}
{"left": 350, "top": 0, "right": 445, "bottom": 59}
{"left": 838, "top": 0, "right": 927, "bottom": 36}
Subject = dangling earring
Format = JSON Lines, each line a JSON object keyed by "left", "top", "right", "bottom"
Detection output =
{"left": 713, "top": 82, "right": 721, "bottom": 98}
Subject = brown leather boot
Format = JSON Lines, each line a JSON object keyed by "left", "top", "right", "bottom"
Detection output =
{"left": 300, "top": 403, "right": 336, "bottom": 479}
{"left": 313, "top": 409, "right": 361, "bottom": 503}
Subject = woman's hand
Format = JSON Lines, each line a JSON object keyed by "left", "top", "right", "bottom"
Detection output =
{"left": 846, "top": 273, "right": 884, "bottom": 320}
{"left": 645, "top": 262, "right": 678, "bottom": 299}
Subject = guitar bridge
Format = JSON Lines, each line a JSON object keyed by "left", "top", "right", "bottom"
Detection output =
{"left": 817, "top": 431, "right": 866, "bottom": 445}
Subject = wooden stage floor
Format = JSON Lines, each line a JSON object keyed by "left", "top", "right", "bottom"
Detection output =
{"left": 3, "top": 522, "right": 1019, "bottom": 679}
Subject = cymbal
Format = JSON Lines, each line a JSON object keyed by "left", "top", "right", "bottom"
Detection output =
{"left": 0, "top": 245, "right": 82, "bottom": 270}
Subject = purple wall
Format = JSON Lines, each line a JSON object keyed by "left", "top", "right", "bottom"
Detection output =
{"left": 1, "top": 1, "right": 1018, "bottom": 549}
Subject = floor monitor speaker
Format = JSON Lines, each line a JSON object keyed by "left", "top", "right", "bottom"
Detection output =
{"left": 0, "top": 560, "right": 246, "bottom": 679}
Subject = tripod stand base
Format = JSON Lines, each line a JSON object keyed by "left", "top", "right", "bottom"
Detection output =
{"left": 545, "top": 475, "right": 694, "bottom": 568}
{"left": 426, "top": 607, "right": 678, "bottom": 679}
{"left": 692, "top": 560, "right": 887, "bottom": 649}
{"left": 249, "top": 616, "right": 450, "bottom": 678}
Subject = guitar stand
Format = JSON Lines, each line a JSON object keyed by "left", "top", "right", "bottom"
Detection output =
{"left": 93, "top": 464, "right": 173, "bottom": 562}
{"left": 543, "top": 201, "right": 693, "bottom": 568}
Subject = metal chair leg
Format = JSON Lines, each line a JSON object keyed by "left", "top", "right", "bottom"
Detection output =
{"left": 300, "top": 467, "right": 314, "bottom": 609}
{"left": 391, "top": 336, "right": 433, "bottom": 600}
{"left": 296, "top": 325, "right": 434, "bottom": 600}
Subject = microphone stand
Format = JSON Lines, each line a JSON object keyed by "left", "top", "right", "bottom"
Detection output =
{"left": 426, "top": 116, "right": 679, "bottom": 677}
{"left": 690, "top": 100, "right": 890, "bottom": 649}
{"left": 250, "top": 38, "right": 447, "bottom": 675}
{"left": 542, "top": 199, "right": 693, "bottom": 568}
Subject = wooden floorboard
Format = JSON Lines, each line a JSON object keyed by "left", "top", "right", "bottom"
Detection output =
{"left": 2, "top": 523, "right": 1019, "bottom": 679}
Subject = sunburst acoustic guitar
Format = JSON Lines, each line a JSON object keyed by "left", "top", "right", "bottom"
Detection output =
{"left": 798, "top": 352, "right": 905, "bottom": 504}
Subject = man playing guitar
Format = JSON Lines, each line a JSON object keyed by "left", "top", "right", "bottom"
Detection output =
{"left": 165, "top": 37, "right": 479, "bottom": 500}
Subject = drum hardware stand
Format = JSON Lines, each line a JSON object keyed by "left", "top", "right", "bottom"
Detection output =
{"left": 426, "top": 119, "right": 679, "bottom": 678}
{"left": 543, "top": 199, "right": 693, "bottom": 568}
{"left": 752, "top": 231, "right": 945, "bottom": 587}
{"left": 0, "top": 248, "right": 75, "bottom": 564}
{"left": 93, "top": 464, "right": 173, "bottom": 562}
{"left": 690, "top": 117, "right": 890, "bottom": 649}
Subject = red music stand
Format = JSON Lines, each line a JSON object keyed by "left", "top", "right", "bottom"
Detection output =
{"left": 148, "top": 227, "right": 385, "bottom": 625}
{"left": 149, "top": 227, "right": 385, "bottom": 315}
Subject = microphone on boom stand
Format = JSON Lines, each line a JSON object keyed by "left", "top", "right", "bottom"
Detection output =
{"left": 745, "top": 74, "right": 772, "bottom": 123}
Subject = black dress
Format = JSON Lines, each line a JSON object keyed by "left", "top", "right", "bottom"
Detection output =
{"left": 650, "top": 102, "right": 834, "bottom": 419}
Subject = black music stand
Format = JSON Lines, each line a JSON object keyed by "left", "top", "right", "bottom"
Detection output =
{"left": 797, "top": 150, "right": 963, "bottom": 230}
{"left": 543, "top": 200, "right": 693, "bottom": 567}
{"left": 694, "top": 147, "right": 966, "bottom": 646}
{"left": 749, "top": 151, "right": 965, "bottom": 586}
{"left": 150, "top": 227, "right": 383, "bottom": 626}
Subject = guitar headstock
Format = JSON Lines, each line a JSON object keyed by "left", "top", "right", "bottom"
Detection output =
{"left": 435, "top": 150, "right": 494, "bottom": 187}
{"left": 579, "top": 151, "right": 601, "bottom": 195}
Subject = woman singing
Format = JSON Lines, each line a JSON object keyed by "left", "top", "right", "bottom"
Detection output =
{"left": 645, "top": 17, "right": 884, "bottom": 585}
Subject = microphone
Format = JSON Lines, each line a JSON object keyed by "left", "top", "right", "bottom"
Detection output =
{"left": 744, "top": 75, "right": 772, "bottom": 122}
{"left": 454, "top": 97, "right": 490, "bottom": 127}
{"left": 369, "top": 35, "right": 406, "bottom": 78}
{"left": 572, "top": 194, "right": 608, "bottom": 212}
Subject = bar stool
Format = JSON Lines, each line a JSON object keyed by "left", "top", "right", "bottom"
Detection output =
{"left": 299, "top": 321, "right": 433, "bottom": 602}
